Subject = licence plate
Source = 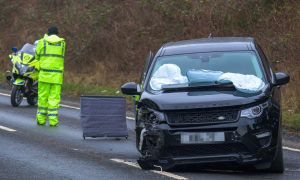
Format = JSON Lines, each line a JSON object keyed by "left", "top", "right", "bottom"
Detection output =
{"left": 181, "top": 132, "right": 225, "bottom": 144}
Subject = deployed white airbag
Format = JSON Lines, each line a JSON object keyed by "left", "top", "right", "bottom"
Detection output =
{"left": 218, "top": 73, "right": 265, "bottom": 93}
{"left": 150, "top": 64, "right": 188, "bottom": 90}
{"left": 187, "top": 69, "right": 223, "bottom": 83}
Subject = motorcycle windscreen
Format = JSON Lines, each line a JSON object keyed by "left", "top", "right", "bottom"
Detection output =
{"left": 19, "top": 43, "right": 35, "bottom": 55}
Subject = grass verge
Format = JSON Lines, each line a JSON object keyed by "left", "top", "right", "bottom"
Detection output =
{"left": 283, "top": 112, "right": 300, "bottom": 131}
{"left": 62, "top": 82, "right": 135, "bottom": 107}
{"left": 62, "top": 82, "right": 122, "bottom": 97}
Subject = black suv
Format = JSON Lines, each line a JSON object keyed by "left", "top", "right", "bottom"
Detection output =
{"left": 121, "top": 37, "right": 289, "bottom": 173}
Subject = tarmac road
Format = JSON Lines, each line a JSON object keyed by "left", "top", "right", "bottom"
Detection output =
{"left": 1, "top": 92, "right": 300, "bottom": 180}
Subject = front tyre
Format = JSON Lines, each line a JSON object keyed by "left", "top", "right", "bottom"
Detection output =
{"left": 268, "top": 129, "right": 284, "bottom": 173}
{"left": 11, "top": 86, "right": 23, "bottom": 107}
{"left": 27, "top": 93, "right": 37, "bottom": 106}
{"left": 255, "top": 128, "right": 284, "bottom": 173}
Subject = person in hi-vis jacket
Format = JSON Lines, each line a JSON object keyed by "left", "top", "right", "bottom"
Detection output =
{"left": 35, "top": 26, "right": 66, "bottom": 126}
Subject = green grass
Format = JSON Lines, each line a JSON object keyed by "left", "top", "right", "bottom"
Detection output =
{"left": 62, "top": 82, "right": 135, "bottom": 106}
{"left": 0, "top": 72, "right": 5, "bottom": 82}
{"left": 283, "top": 112, "right": 300, "bottom": 130}
{"left": 62, "top": 82, "right": 122, "bottom": 96}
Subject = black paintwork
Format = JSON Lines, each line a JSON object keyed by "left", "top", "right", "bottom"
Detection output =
{"left": 122, "top": 37, "right": 289, "bottom": 170}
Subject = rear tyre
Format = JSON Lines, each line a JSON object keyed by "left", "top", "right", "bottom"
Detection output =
{"left": 27, "top": 93, "right": 37, "bottom": 106}
{"left": 11, "top": 86, "right": 23, "bottom": 107}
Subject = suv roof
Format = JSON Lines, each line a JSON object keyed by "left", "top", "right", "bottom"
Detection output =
{"left": 161, "top": 37, "right": 255, "bottom": 56}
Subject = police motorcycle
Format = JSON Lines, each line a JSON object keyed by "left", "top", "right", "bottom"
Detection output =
{"left": 6, "top": 43, "right": 39, "bottom": 107}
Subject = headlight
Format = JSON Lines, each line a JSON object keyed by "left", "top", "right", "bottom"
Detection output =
{"left": 16, "top": 62, "right": 29, "bottom": 75}
{"left": 241, "top": 102, "right": 269, "bottom": 118}
{"left": 149, "top": 109, "right": 166, "bottom": 123}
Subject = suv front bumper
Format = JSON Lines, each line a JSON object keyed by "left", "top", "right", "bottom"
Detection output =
{"left": 138, "top": 117, "right": 279, "bottom": 168}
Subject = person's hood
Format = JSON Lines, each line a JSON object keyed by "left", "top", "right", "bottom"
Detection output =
{"left": 44, "top": 34, "right": 64, "bottom": 43}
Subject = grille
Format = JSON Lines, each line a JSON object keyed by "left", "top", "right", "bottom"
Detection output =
{"left": 166, "top": 109, "right": 239, "bottom": 125}
{"left": 165, "top": 144, "right": 249, "bottom": 157}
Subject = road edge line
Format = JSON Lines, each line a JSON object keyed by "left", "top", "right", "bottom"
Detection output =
{"left": 110, "top": 158, "right": 187, "bottom": 180}
{"left": 0, "top": 92, "right": 135, "bottom": 120}
{"left": 0, "top": 125, "right": 17, "bottom": 132}
{"left": 283, "top": 146, "right": 300, "bottom": 153}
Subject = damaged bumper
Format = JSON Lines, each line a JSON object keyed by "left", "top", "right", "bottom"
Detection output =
{"left": 138, "top": 117, "right": 278, "bottom": 168}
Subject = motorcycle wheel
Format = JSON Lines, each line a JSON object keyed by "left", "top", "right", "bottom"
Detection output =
{"left": 11, "top": 86, "right": 23, "bottom": 107}
{"left": 27, "top": 93, "right": 37, "bottom": 106}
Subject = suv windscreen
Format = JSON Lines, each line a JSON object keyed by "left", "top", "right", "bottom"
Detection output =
{"left": 147, "top": 51, "right": 265, "bottom": 91}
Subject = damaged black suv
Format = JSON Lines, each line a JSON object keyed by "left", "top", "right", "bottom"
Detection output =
{"left": 121, "top": 37, "right": 289, "bottom": 173}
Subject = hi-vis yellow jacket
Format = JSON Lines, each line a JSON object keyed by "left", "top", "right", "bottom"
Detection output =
{"left": 35, "top": 34, "right": 66, "bottom": 84}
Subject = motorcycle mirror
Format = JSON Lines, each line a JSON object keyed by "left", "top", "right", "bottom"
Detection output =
{"left": 12, "top": 47, "right": 18, "bottom": 53}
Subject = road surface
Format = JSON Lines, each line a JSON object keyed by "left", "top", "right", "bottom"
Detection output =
{"left": 1, "top": 92, "right": 300, "bottom": 180}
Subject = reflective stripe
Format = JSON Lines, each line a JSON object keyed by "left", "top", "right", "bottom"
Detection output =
{"left": 40, "top": 54, "right": 64, "bottom": 58}
{"left": 20, "top": 52, "right": 24, "bottom": 60}
{"left": 41, "top": 69, "right": 63, "bottom": 73}
{"left": 48, "top": 42, "right": 62, "bottom": 46}
{"left": 43, "top": 40, "right": 46, "bottom": 54}
{"left": 35, "top": 51, "right": 39, "bottom": 58}
{"left": 48, "top": 114, "right": 58, "bottom": 117}
{"left": 48, "top": 108, "right": 58, "bottom": 111}
{"left": 61, "top": 42, "right": 65, "bottom": 56}
{"left": 37, "top": 112, "right": 47, "bottom": 116}
{"left": 38, "top": 107, "right": 48, "bottom": 110}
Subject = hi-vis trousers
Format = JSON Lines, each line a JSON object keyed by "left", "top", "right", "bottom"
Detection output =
{"left": 36, "top": 82, "right": 61, "bottom": 126}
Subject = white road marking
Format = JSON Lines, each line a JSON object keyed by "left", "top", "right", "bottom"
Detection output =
{"left": 110, "top": 158, "right": 187, "bottom": 180}
{"left": 285, "top": 168, "right": 300, "bottom": 172}
{"left": 60, "top": 104, "right": 80, "bottom": 110}
{"left": 0, "top": 92, "right": 10, "bottom": 97}
{"left": 0, "top": 92, "right": 136, "bottom": 120}
{"left": 0, "top": 125, "right": 17, "bottom": 132}
{"left": 0, "top": 92, "right": 137, "bottom": 120}
{"left": 283, "top": 146, "right": 300, "bottom": 153}
{"left": 126, "top": 116, "right": 135, "bottom": 120}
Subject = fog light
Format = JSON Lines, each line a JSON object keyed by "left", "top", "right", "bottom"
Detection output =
{"left": 256, "top": 131, "right": 271, "bottom": 138}
{"left": 256, "top": 131, "right": 272, "bottom": 147}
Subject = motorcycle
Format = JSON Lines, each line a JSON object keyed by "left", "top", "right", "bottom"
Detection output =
{"left": 6, "top": 43, "right": 39, "bottom": 107}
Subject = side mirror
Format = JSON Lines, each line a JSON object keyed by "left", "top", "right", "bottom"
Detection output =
{"left": 12, "top": 47, "right": 18, "bottom": 53}
{"left": 121, "top": 82, "right": 141, "bottom": 95}
{"left": 274, "top": 72, "right": 289, "bottom": 86}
